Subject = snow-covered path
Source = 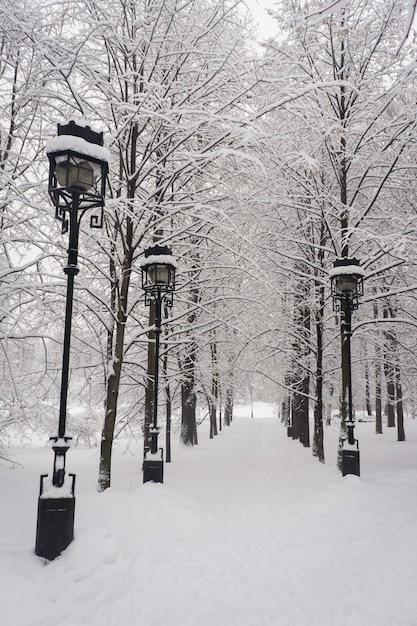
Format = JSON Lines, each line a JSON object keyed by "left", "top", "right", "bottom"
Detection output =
{"left": 1, "top": 415, "right": 417, "bottom": 625}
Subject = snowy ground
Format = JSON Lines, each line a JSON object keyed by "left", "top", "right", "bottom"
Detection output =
{"left": 1, "top": 405, "right": 417, "bottom": 626}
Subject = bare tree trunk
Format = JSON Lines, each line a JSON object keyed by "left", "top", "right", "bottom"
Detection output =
{"left": 326, "top": 384, "right": 333, "bottom": 426}
{"left": 163, "top": 351, "right": 172, "bottom": 462}
{"left": 295, "top": 306, "right": 310, "bottom": 448}
{"left": 375, "top": 357, "right": 383, "bottom": 435}
{"left": 180, "top": 348, "right": 197, "bottom": 445}
{"left": 313, "top": 262, "right": 325, "bottom": 461}
{"left": 291, "top": 391, "right": 300, "bottom": 441}
{"left": 383, "top": 360, "right": 399, "bottom": 432}
{"left": 298, "top": 378, "right": 310, "bottom": 448}
{"left": 384, "top": 372, "right": 396, "bottom": 428}
{"left": 396, "top": 364, "right": 405, "bottom": 442}
{"left": 180, "top": 258, "right": 200, "bottom": 445}
{"left": 224, "top": 388, "right": 233, "bottom": 426}
{"left": 98, "top": 252, "right": 132, "bottom": 491}
{"left": 209, "top": 341, "right": 219, "bottom": 439}
{"left": 373, "top": 301, "right": 383, "bottom": 434}
{"left": 291, "top": 269, "right": 310, "bottom": 447}
{"left": 282, "top": 375, "right": 292, "bottom": 428}
{"left": 181, "top": 381, "right": 196, "bottom": 445}
{"left": 364, "top": 345, "right": 372, "bottom": 417}
{"left": 383, "top": 308, "right": 396, "bottom": 428}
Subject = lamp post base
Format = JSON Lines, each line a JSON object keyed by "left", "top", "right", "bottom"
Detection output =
{"left": 342, "top": 448, "right": 360, "bottom": 477}
{"left": 35, "top": 473, "right": 76, "bottom": 560}
{"left": 143, "top": 450, "right": 164, "bottom": 483}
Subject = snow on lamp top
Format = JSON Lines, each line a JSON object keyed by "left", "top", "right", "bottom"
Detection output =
{"left": 329, "top": 258, "right": 366, "bottom": 279}
{"left": 330, "top": 257, "right": 364, "bottom": 297}
{"left": 46, "top": 120, "right": 111, "bottom": 164}
{"left": 141, "top": 245, "right": 177, "bottom": 293}
{"left": 139, "top": 248, "right": 178, "bottom": 270}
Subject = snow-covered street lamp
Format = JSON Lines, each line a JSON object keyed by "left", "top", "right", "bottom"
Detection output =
{"left": 35, "top": 120, "right": 109, "bottom": 560}
{"left": 140, "top": 245, "right": 177, "bottom": 483}
{"left": 330, "top": 258, "right": 365, "bottom": 477}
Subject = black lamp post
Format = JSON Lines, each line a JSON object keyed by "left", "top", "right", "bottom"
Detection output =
{"left": 35, "top": 120, "right": 108, "bottom": 560}
{"left": 141, "top": 245, "right": 176, "bottom": 483}
{"left": 330, "top": 257, "right": 364, "bottom": 477}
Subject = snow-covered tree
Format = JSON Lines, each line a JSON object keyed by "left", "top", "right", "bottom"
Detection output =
{"left": 257, "top": 0, "right": 417, "bottom": 463}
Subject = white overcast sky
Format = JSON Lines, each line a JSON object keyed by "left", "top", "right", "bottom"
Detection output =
{"left": 246, "top": 0, "right": 279, "bottom": 39}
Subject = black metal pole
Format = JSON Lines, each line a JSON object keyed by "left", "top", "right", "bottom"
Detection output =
{"left": 340, "top": 298, "right": 349, "bottom": 436}
{"left": 340, "top": 295, "right": 360, "bottom": 475}
{"left": 143, "top": 288, "right": 164, "bottom": 483}
{"left": 345, "top": 299, "right": 356, "bottom": 445}
{"left": 58, "top": 199, "right": 79, "bottom": 437}
{"left": 151, "top": 290, "right": 162, "bottom": 454}
{"left": 52, "top": 196, "right": 80, "bottom": 487}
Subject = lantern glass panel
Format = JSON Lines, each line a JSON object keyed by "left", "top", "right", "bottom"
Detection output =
{"left": 335, "top": 274, "right": 358, "bottom": 294}
{"left": 55, "top": 159, "right": 95, "bottom": 192}
{"left": 148, "top": 264, "right": 171, "bottom": 286}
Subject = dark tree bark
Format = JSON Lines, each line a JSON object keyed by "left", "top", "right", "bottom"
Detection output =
{"left": 163, "top": 350, "right": 172, "bottom": 462}
{"left": 98, "top": 250, "right": 132, "bottom": 491}
{"left": 313, "top": 300, "right": 325, "bottom": 462}
{"left": 382, "top": 304, "right": 405, "bottom": 440}
{"left": 291, "top": 390, "right": 300, "bottom": 441}
{"left": 181, "top": 357, "right": 197, "bottom": 445}
{"left": 282, "top": 374, "right": 292, "bottom": 428}
{"left": 224, "top": 388, "right": 233, "bottom": 427}
{"left": 364, "top": 349, "right": 372, "bottom": 417}
{"left": 375, "top": 357, "right": 383, "bottom": 435}
{"left": 383, "top": 306, "right": 396, "bottom": 428}
{"left": 297, "top": 380, "right": 310, "bottom": 448}
{"left": 396, "top": 365, "right": 405, "bottom": 442}
{"left": 373, "top": 301, "right": 383, "bottom": 435}
{"left": 180, "top": 269, "right": 199, "bottom": 445}
{"left": 209, "top": 341, "right": 219, "bottom": 439}
{"left": 292, "top": 278, "right": 310, "bottom": 448}
{"left": 313, "top": 233, "right": 326, "bottom": 462}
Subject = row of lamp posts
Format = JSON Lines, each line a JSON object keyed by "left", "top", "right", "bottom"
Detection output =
{"left": 34, "top": 120, "right": 364, "bottom": 561}
{"left": 35, "top": 121, "right": 176, "bottom": 560}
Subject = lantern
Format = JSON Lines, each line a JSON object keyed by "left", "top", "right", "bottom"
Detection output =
{"left": 46, "top": 120, "right": 109, "bottom": 215}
